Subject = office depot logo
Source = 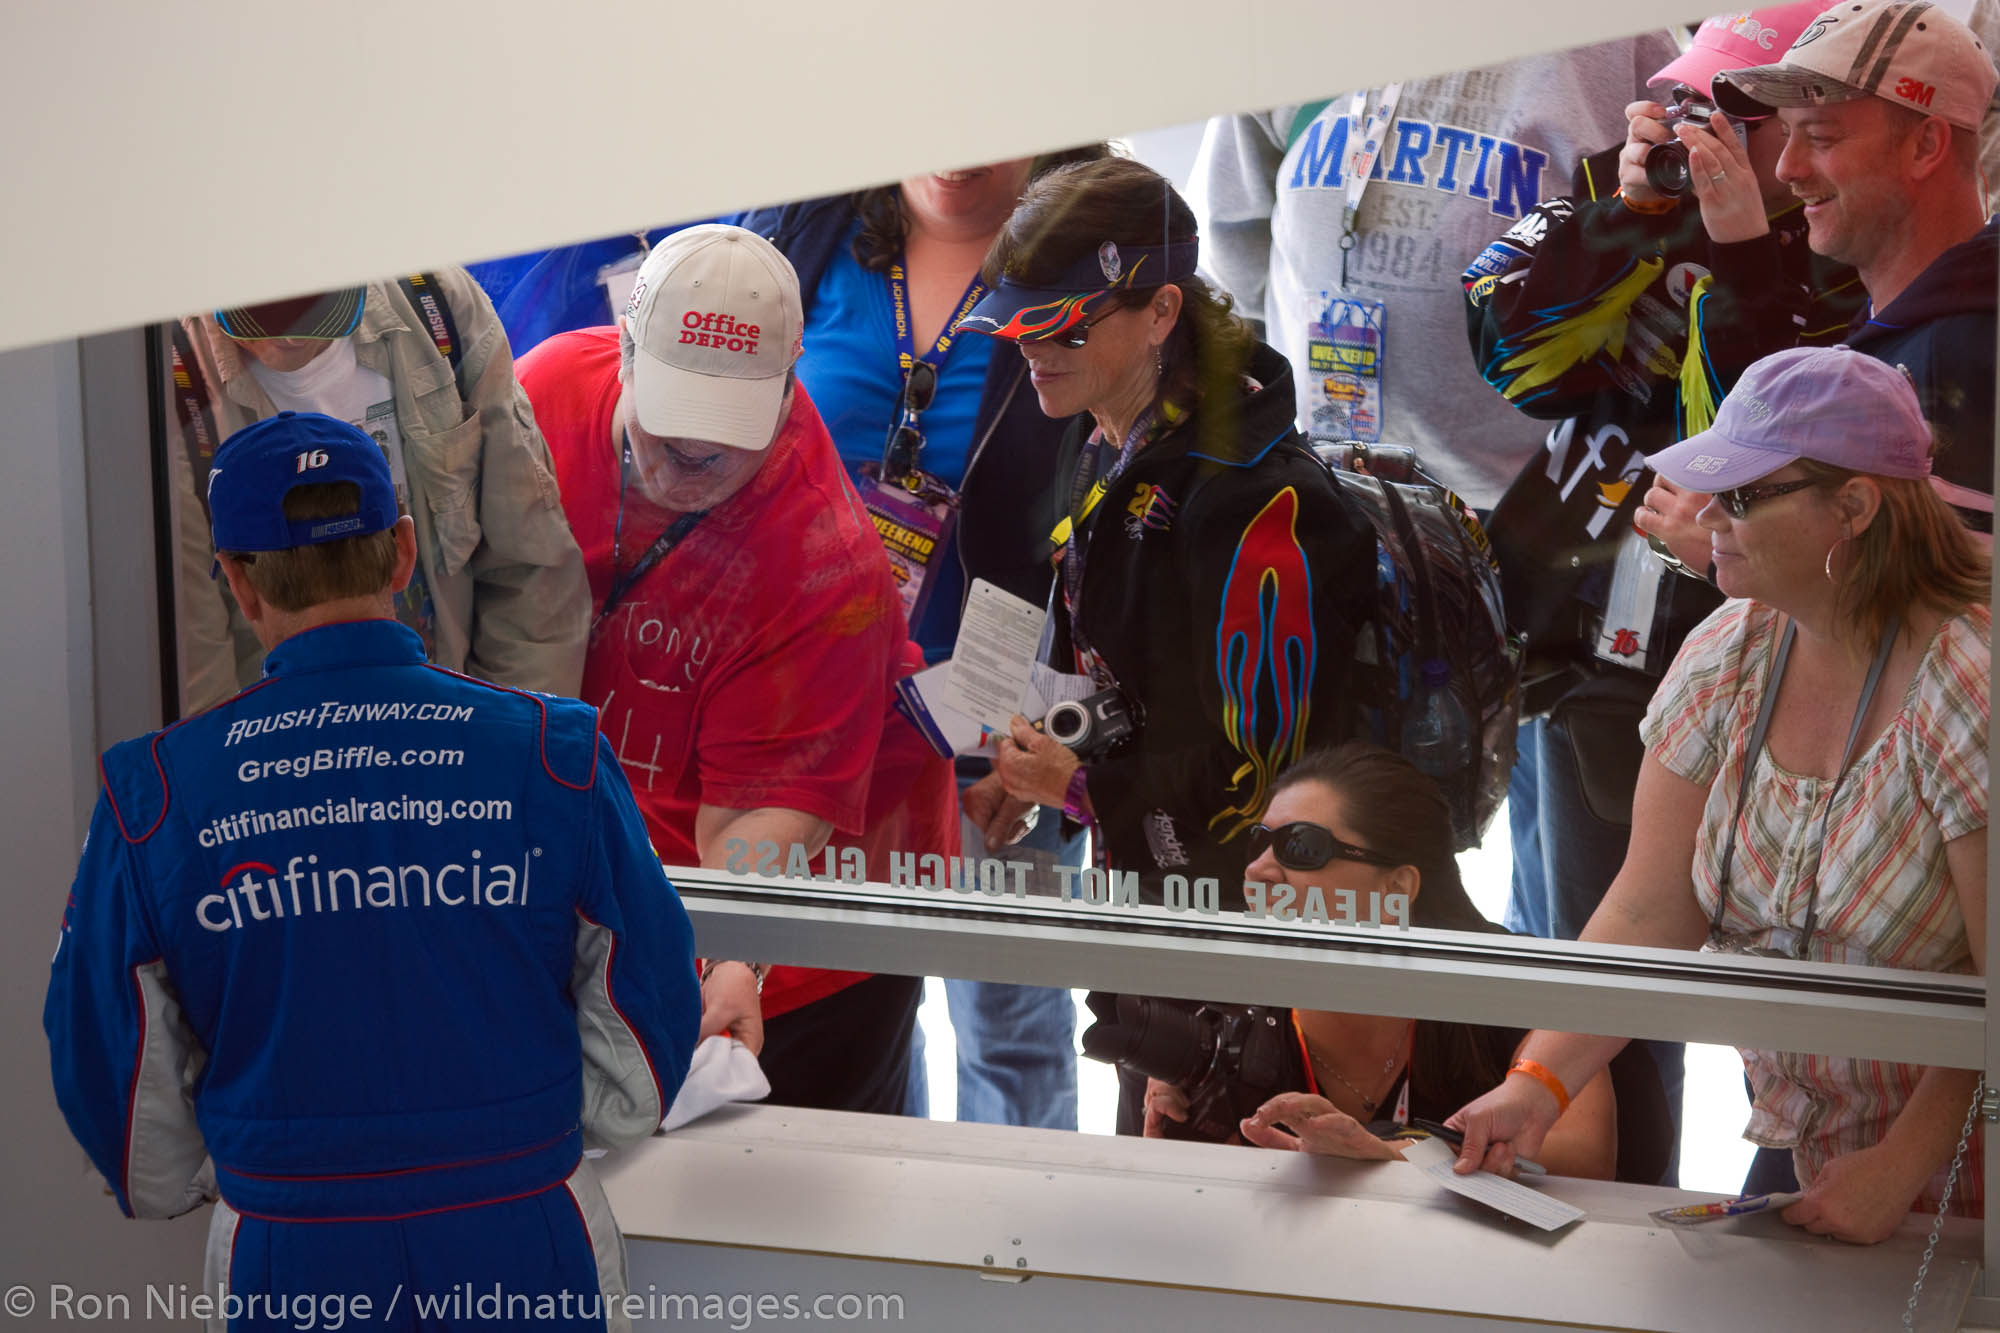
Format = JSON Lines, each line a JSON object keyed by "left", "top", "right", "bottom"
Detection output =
{"left": 679, "top": 310, "right": 761, "bottom": 353}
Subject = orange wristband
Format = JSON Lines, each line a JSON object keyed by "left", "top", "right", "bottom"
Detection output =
{"left": 1508, "top": 1058, "right": 1572, "bottom": 1114}
{"left": 1616, "top": 186, "right": 1676, "bottom": 216}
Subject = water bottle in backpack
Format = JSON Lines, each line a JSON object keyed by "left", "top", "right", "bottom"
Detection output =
{"left": 1401, "top": 658, "right": 1473, "bottom": 780}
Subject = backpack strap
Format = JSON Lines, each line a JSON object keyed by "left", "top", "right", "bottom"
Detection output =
{"left": 398, "top": 273, "right": 464, "bottom": 377}
{"left": 167, "top": 323, "right": 223, "bottom": 520}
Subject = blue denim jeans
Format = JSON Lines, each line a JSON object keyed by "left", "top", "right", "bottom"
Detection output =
{"left": 904, "top": 770, "right": 1084, "bottom": 1128}
{"left": 1505, "top": 711, "right": 1685, "bottom": 1186}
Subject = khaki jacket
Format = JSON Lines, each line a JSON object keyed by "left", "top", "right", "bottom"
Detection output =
{"left": 167, "top": 268, "right": 588, "bottom": 711}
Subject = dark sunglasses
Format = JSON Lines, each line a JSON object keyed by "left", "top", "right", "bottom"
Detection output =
{"left": 1246, "top": 821, "right": 1399, "bottom": 871}
{"left": 1715, "top": 477, "right": 1816, "bottom": 519}
{"left": 902, "top": 359, "right": 938, "bottom": 415}
{"left": 1042, "top": 297, "right": 1141, "bottom": 349}
{"left": 1045, "top": 313, "right": 1110, "bottom": 349}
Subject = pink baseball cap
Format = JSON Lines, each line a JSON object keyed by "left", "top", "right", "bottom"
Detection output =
{"left": 1650, "top": 4, "right": 1832, "bottom": 100}
{"left": 1645, "top": 345, "right": 1932, "bottom": 491}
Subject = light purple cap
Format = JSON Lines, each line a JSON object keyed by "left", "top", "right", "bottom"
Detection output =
{"left": 1645, "top": 345, "right": 1932, "bottom": 492}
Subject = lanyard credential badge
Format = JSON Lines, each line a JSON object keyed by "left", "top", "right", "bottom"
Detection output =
{"left": 1307, "top": 297, "right": 1387, "bottom": 442}
{"left": 859, "top": 476, "right": 956, "bottom": 629}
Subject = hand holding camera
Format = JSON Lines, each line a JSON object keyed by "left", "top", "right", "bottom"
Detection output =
{"left": 1617, "top": 91, "right": 1769, "bottom": 244}
{"left": 991, "top": 689, "right": 1138, "bottom": 811}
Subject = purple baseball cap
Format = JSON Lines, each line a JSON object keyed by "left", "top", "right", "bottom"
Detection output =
{"left": 1645, "top": 345, "right": 1932, "bottom": 491}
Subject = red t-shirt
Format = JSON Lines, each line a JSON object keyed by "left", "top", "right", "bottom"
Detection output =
{"left": 518, "top": 327, "right": 956, "bottom": 1018}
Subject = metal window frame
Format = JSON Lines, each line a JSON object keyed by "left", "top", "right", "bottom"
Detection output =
{"left": 677, "top": 876, "right": 1983, "bottom": 1068}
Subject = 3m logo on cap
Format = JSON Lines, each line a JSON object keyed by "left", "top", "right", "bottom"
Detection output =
{"left": 1894, "top": 75, "right": 1937, "bottom": 106}
{"left": 678, "top": 310, "right": 761, "bottom": 353}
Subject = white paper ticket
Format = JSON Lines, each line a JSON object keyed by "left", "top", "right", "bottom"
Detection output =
{"left": 1399, "top": 1136, "right": 1585, "bottom": 1232}
{"left": 940, "top": 579, "right": 1048, "bottom": 733}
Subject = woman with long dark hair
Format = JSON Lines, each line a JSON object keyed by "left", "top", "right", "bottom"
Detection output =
{"left": 956, "top": 157, "right": 1377, "bottom": 901}
{"left": 1146, "top": 743, "right": 1670, "bottom": 1183}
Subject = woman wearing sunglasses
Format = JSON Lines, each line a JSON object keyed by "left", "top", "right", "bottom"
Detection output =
{"left": 951, "top": 157, "right": 1380, "bottom": 1135}
{"left": 1452, "top": 345, "right": 1991, "bottom": 1244}
{"left": 953, "top": 157, "right": 1378, "bottom": 890}
{"left": 1145, "top": 743, "right": 1671, "bottom": 1182}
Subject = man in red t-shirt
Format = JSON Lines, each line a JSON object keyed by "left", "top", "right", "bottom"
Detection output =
{"left": 518, "top": 224, "right": 955, "bottom": 1114}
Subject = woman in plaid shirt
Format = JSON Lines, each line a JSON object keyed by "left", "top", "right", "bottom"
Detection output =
{"left": 1448, "top": 346, "right": 1989, "bottom": 1244}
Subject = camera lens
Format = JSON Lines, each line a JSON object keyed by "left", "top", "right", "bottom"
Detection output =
{"left": 1044, "top": 700, "right": 1091, "bottom": 748}
{"left": 1643, "top": 142, "right": 1692, "bottom": 198}
{"left": 1079, "top": 992, "right": 1212, "bottom": 1088}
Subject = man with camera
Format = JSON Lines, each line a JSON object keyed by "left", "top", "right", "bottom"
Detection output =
{"left": 1465, "top": 4, "right": 1864, "bottom": 1184}
{"left": 1468, "top": 1, "right": 1857, "bottom": 943}
{"left": 516, "top": 225, "right": 957, "bottom": 1117}
{"left": 1641, "top": 0, "right": 1999, "bottom": 564}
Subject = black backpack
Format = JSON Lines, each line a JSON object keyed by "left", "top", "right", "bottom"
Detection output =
{"left": 1307, "top": 439, "right": 1521, "bottom": 849}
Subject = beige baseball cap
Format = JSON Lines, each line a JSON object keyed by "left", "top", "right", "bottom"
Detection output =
{"left": 623, "top": 225, "right": 804, "bottom": 451}
{"left": 1714, "top": 0, "right": 1998, "bottom": 132}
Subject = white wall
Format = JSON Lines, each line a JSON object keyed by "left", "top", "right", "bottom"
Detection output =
{"left": 0, "top": 341, "right": 205, "bottom": 1324}
{"left": 0, "top": 0, "right": 1706, "bottom": 353}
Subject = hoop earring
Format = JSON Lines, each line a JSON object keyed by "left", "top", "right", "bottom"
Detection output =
{"left": 1824, "top": 535, "right": 1851, "bottom": 583}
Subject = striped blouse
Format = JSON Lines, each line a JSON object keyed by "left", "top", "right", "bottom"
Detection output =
{"left": 1641, "top": 598, "right": 1989, "bottom": 1215}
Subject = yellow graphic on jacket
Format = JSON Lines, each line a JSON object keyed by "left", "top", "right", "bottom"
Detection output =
{"left": 1677, "top": 273, "right": 1722, "bottom": 436}
{"left": 1487, "top": 258, "right": 1664, "bottom": 403}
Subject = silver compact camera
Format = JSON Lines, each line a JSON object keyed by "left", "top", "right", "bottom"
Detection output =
{"left": 1042, "top": 689, "right": 1138, "bottom": 759}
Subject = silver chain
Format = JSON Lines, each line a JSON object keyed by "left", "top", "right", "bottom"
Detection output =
{"left": 1903, "top": 1076, "right": 1983, "bottom": 1331}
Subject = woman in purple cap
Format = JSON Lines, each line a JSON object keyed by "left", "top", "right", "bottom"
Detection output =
{"left": 1450, "top": 344, "right": 1990, "bottom": 1243}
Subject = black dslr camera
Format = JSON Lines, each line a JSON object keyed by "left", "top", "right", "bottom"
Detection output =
{"left": 1081, "top": 992, "right": 1299, "bottom": 1143}
{"left": 1040, "top": 688, "right": 1137, "bottom": 759}
{"left": 1643, "top": 83, "right": 1719, "bottom": 199}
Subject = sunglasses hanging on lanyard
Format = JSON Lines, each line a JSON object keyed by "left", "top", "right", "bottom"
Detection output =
{"left": 855, "top": 252, "right": 981, "bottom": 631}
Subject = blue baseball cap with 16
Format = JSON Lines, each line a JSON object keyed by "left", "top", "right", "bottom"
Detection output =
{"left": 209, "top": 412, "right": 399, "bottom": 555}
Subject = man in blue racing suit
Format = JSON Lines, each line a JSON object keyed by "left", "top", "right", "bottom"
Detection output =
{"left": 45, "top": 411, "right": 699, "bottom": 1332}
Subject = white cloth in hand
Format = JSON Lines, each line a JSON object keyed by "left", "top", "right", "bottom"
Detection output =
{"left": 661, "top": 1035, "right": 771, "bottom": 1132}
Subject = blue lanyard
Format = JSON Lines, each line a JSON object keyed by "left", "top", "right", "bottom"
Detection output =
{"left": 886, "top": 253, "right": 987, "bottom": 374}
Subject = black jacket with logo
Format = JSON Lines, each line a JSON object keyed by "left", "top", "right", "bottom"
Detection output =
{"left": 1054, "top": 343, "right": 1377, "bottom": 896}
{"left": 1463, "top": 145, "right": 1864, "bottom": 688}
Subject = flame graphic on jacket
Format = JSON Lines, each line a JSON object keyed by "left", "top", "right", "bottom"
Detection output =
{"left": 1210, "top": 488, "right": 1315, "bottom": 843}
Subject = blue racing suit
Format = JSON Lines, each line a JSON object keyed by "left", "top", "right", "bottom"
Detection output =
{"left": 45, "top": 619, "right": 700, "bottom": 1331}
